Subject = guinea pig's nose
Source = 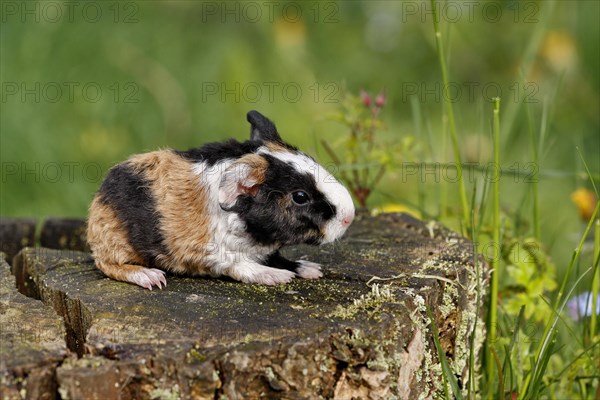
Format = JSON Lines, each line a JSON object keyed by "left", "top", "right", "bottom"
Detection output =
{"left": 342, "top": 212, "right": 354, "bottom": 226}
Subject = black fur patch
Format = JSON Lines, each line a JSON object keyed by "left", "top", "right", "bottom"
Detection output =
{"left": 177, "top": 110, "right": 298, "bottom": 165}
{"left": 266, "top": 251, "right": 301, "bottom": 272}
{"left": 230, "top": 155, "right": 337, "bottom": 246}
{"left": 176, "top": 139, "right": 263, "bottom": 165}
{"left": 97, "top": 163, "right": 169, "bottom": 267}
{"left": 177, "top": 138, "right": 297, "bottom": 165}
{"left": 248, "top": 110, "right": 283, "bottom": 143}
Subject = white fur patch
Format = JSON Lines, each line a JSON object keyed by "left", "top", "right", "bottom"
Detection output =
{"left": 193, "top": 159, "right": 232, "bottom": 191}
{"left": 295, "top": 260, "right": 323, "bottom": 280}
{"left": 218, "top": 162, "right": 257, "bottom": 207}
{"left": 191, "top": 160, "right": 276, "bottom": 278}
{"left": 257, "top": 147, "right": 355, "bottom": 243}
{"left": 226, "top": 261, "right": 296, "bottom": 285}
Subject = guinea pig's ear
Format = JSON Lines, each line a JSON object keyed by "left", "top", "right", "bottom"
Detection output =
{"left": 218, "top": 154, "right": 268, "bottom": 209}
{"left": 247, "top": 110, "right": 283, "bottom": 143}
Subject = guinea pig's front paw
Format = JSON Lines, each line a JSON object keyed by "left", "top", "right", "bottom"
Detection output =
{"left": 295, "top": 260, "right": 323, "bottom": 280}
{"left": 226, "top": 262, "right": 296, "bottom": 285}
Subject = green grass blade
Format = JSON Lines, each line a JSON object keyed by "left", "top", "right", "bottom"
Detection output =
{"left": 506, "top": 306, "right": 525, "bottom": 360}
{"left": 522, "top": 199, "right": 600, "bottom": 397}
{"left": 529, "top": 332, "right": 557, "bottom": 398}
{"left": 522, "top": 267, "right": 594, "bottom": 399}
{"left": 525, "top": 101, "right": 541, "bottom": 239}
{"left": 502, "top": 306, "right": 525, "bottom": 396}
{"left": 554, "top": 203, "right": 599, "bottom": 312}
{"left": 538, "top": 294, "right": 598, "bottom": 370}
{"left": 487, "top": 97, "right": 502, "bottom": 389}
{"left": 410, "top": 97, "right": 428, "bottom": 218}
{"left": 538, "top": 72, "right": 564, "bottom": 161}
{"left": 476, "top": 177, "right": 491, "bottom": 236}
{"left": 427, "top": 306, "right": 464, "bottom": 400}
{"left": 490, "top": 346, "right": 504, "bottom": 398}
{"left": 468, "top": 208, "right": 483, "bottom": 399}
{"left": 592, "top": 220, "right": 599, "bottom": 339}
{"left": 553, "top": 339, "right": 600, "bottom": 382}
{"left": 576, "top": 147, "right": 599, "bottom": 196}
{"left": 430, "top": 0, "right": 469, "bottom": 232}
{"left": 502, "top": 1, "right": 556, "bottom": 142}
{"left": 575, "top": 145, "right": 600, "bottom": 342}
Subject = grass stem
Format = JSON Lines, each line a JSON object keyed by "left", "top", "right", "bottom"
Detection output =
{"left": 522, "top": 201, "right": 600, "bottom": 396}
{"left": 555, "top": 202, "right": 599, "bottom": 314}
{"left": 468, "top": 209, "right": 481, "bottom": 399}
{"left": 430, "top": 0, "right": 469, "bottom": 233}
{"left": 591, "top": 219, "right": 599, "bottom": 339}
{"left": 487, "top": 97, "right": 501, "bottom": 395}
{"left": 526, "top": 102, "right": 541, "bottom": 239}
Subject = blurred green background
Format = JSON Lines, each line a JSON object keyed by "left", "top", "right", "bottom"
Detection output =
{"left": 1, "top": 1, "right": 598, "bottom": 263}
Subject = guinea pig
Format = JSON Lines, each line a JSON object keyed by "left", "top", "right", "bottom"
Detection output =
{"left": 86, "top": 111, "right": 355, "bottom": 290}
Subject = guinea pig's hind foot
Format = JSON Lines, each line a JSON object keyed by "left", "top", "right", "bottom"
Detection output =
{"left": 295, "top": 260, "right": 323, "bottom": 280}
{"left": 126, "top": 266, "right": 167, "bottom": 290}
{"left": 97, "top": 261, "right": 167, "bottom": 290}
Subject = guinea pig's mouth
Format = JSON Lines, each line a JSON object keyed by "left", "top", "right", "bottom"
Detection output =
{"left": 321, "top": 218, "right": 353, "bottom": 245}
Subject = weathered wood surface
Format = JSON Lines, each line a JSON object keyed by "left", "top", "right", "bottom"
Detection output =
{"left": 39, "top": 218, "right": 88, "bottom": 253}
{"left": 0, "top": 254, "right": 67, "bottom": 400}
{"left": 1, "top": 213, "right": 487, "bottom": 399}
{"left": 0, "top": 219, "right": 36, "bottom": 263}
{"left": 0, "top": 218, "right": 89, "bottom": 265}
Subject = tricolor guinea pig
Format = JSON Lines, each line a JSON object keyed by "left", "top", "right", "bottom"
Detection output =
{"left": 87, "top": 111, "right": 355, "bottom": 290}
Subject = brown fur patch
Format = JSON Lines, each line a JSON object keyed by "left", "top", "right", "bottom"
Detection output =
{"left": 128, "top": 150, "right": 212, "bottom": 275}
{"left": 237, "top": 153, "right": 269, "bottom": 186}
{"left": 87, "top": 197, "right": 145, "bottom": 282}
{"left": 265, "top": 141, "right": 293, "bottom": 154}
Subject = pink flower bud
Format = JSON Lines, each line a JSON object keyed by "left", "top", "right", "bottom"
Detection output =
{"left": 360, "top": 90, "right": 372, "bottom": 107}
{"left": 375, "top": 91, "right": 385, "bottom": 108}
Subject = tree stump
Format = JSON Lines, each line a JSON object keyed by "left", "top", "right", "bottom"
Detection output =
{"left": 2, "top": 213, "right": 487, "bottom": 399}
{"left": 39, "top": 219, "right": 89, "bottom": 253}
{"left": 0, "top": 254, "right": 67, "bottom": 400}
{"left": 0, "top": 218, "right": 36, "bottom": 264}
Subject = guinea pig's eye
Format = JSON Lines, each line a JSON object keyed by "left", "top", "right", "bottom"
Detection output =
{"left": 292, "top": 190, "right": 310, "bottom": 205}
